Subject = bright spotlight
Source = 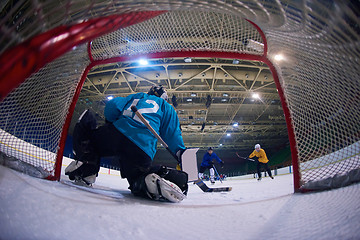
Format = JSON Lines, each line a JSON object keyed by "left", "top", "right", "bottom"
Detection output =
{"left": 107, "top": 96, "right": 114, "bottom": 100}
{"left": 138, "top": 59, "right": 149, "bottom": 65}
{"left": 274, "top": 54, "right": 284, "bottom": 61}
{"left": 233, "top": 122, "right": 239, "bottom": 127}
{"left": 226, "top": 133, "right": 231, "bottom": 137}
{"left": 252, "top": 93, "right": 260, "bottom": 99}
{"left": 184, "top": 57, "right": 192, "bottom": 63}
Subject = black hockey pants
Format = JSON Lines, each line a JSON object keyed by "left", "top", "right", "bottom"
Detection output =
{"left": 90, "top": 122, "right": 152, "bottom": 183}
{"left": 257, "top": 162, "right": 272, "bottom": 178}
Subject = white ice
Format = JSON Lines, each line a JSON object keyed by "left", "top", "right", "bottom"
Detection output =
{"left": 0, "top": 164, "right": 359, "bottom": 240}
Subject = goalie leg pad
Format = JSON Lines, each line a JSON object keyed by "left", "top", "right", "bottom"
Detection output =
{"left": 73, "top": 109, "right": 97, "bottom": 163}
{"left": 150, "top": 165, "right": 189, "bottom": 195}
{"left": 145, "top": 173, "right": 186, "bottom": 203}
{"left": 128, "top": 165, "right": 188, "bottom": 202}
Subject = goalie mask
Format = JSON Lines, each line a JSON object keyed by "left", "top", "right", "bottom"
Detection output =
{"left": 148, "top": 85, "right": 168, "bottom": 101}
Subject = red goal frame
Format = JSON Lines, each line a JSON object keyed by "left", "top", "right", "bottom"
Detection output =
{"left": 0, "top": 12, "right": 301, "bottom": 191}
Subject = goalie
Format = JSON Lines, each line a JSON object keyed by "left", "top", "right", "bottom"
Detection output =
{"left": 65, "top": 85, "right": 188, "bottom": 202}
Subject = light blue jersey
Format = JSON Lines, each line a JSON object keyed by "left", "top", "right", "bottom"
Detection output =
{"left": 104, "top": 92, "right": 185, "bottom": 159}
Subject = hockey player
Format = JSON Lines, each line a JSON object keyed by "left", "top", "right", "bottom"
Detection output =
{"left": 249, "top": 144, "right": 274, "bottom": 181}
{"left": 198, "top": 147, "right": 224, "bottom": 184}
{"left": 65, "top": 85, "right": 188, "bottom": 203}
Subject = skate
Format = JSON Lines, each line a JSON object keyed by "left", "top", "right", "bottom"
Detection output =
{"left": 65, "top": 160, "right": 97, "bottom": 185}
{"left": 65, "top": 160, "right": 83, "bottom": 180}
{"left": 257, "top": 177, "right": 262, "bottom": 181}
{"left": 73, "top": 175, "right": 96, "bottom": 187}
{"left": 210, "top": 175, "right": 215, "bottom": 184}
{"left": 145, "top": 173, "right": 186, "bottom": 203}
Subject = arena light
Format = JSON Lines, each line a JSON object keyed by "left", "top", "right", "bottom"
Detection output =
{"left": 252, "top": 93, "right": 260, "bottom": 99}
{"left": 233, "top": 122, "right": 239, "bottom": 127}
{"left": 107, "top": 95, "right": 114, "bottom": 100}
{"left": 274, "top": 54, "right": 284, "bottom": 61}
{"left": 184, "top": 57, "right": 192, "bottom": 63}
{"left": 226, "top": 133, "right": 231, "bottom": 137}
{"left": 138, "top": 59, "right": 149, "bottom": 65}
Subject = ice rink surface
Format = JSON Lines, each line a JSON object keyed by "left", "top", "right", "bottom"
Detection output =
{"left": 0, "top": 165, "right": 359, "bottom": 240}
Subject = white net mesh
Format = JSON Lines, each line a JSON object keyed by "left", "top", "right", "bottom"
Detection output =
{"left": 264, "top": 2, "right": 360, "bottom": 187}
{"left": 0, "top": 44, "right": 89, "bottom": 173}
{"left": 0, "top": 0, "right": 359, "bottom": 189}
{"left": 91, "top": 11, "right": 264, "bottom": 59}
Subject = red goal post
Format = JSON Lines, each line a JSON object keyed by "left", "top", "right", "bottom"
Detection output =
{"left": 0, "top": 1, "right": 359, "bottom": 193}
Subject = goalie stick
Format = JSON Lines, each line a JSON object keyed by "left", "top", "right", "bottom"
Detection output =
{"left": 194, "top": 179, "right": 231, "bottom": 192}
{"left": 131, "top": 106, "right": 231, "bottom": 192}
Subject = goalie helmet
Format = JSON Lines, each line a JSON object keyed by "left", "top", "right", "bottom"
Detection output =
{"left": 147, "top": 85, "right": 168, "bottom": 101}
{"left": 255, "top": 144, "right": 261, "bottom": 149}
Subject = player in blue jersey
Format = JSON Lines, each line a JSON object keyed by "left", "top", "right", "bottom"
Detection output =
{"left": 198, "top": 147, "right": 224, "bottom": 184}
{"left": 65, "top": 85, "right": 188, "bottom": 202}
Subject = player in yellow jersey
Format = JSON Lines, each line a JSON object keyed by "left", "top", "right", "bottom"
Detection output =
{"left": 249, "top": 144, "right": 274, "bottom": 181}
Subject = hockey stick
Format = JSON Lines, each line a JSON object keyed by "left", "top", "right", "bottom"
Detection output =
{"left": 131, "top": 106, "right": 231, "bottom": 192}
{"left": 235, "top": 152, "right": 255, "bottom": 162}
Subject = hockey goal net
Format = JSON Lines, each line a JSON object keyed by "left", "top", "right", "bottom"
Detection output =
{"left": 0, "top": 1, "right": 359, "bottom": 192}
